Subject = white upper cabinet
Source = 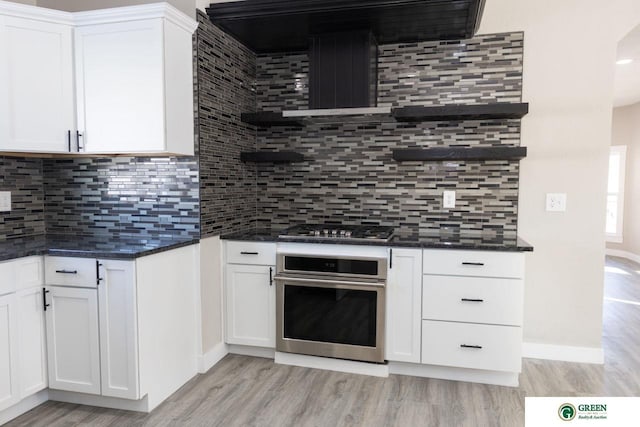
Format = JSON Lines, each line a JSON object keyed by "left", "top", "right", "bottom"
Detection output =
{"left": 74, "top": 5, "right": 197, "bottom": 155}
{"left": 0, "top": 8, "right": 75, "bottom": 153}
{"left": 0, "top": 2, "right": 198, "bottom": 156}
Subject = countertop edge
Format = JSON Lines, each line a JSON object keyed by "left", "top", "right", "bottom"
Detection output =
{"left": 0, "top": 238, "right": 200, "bottom": 263}
{"left": 219, "top": 234, "right": 534, "bottom": 252}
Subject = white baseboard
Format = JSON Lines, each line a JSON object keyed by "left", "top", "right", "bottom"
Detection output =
{"left": 228, "top": 344, "right": 276, "bottom": 359}
{"left": 389, "top": 362, "right": 519, "bottom": 387}
{"left": 523, "top": 342, "right": 604, "bottom": 364}
{"left": 606, "top": 249, "right": 640, "bottom": 265}
{"left": 198, "top": 342, "right": 229, "bottom": 373}
{"left": 48, "top": 390, "right": 150, "bottom": 413}
{"left": 0, "top": 390, "right": 49, "bottom": 425}
{"left": 274, "top": 352, "right": 389, "bottom": 378}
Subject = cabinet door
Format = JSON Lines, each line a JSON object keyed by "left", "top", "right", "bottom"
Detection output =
{"left": 0, "top": 16, "right": 75, "bottom": 153}
{"left": 225, "top": 264, "right": 275, "bottom": 348}
{"left": 74, "top": 19, "right": 165, "bottom": 154}
{"left": 16, "top": 287, "right": 47, "bottom": 398}
{"left": 0, "top": 293, "right": 19, "bottom": 411}
{"left": 385, "top": 248, "right": 422, "bottom": 363}
{"left": 98, "top": 260, "right": 139, "bottom": 399}
{"left": 45, "top": 286, "right": 101, "bottom": 395}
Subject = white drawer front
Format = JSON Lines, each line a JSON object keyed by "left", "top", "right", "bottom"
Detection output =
{"left": 422, "top": 275, "right": 523, "bottom": 326}
{"left": 423, "top": 250, "right": 524, "bottom": 279}
{"left": 226, "top": 242, "right": 276, "bottom": 266}
{"left": 421, "top": 320, "right": 522, "bottom": 373}
{"left": 45, "top": 256, "right": 97, "bottom": 288}
{"left": 15, "top": 256, "right": 43, "bottom": 290}
{"left": 0, "top": 261, "right": 16, "bottom": 296}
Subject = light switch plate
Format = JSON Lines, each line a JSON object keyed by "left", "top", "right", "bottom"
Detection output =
{"left": 443, "top": 190, "right": 456, "bottom": 209}
{"left": 0, "top": 191, "right": 11, "bottom": 212}
{"left": 546, "top": 193, "right": 567, "bottom": 212}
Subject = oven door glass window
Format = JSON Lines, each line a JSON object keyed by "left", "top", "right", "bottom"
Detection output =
{"left": 283, "top": 284, "right": 377, "bottom": 347}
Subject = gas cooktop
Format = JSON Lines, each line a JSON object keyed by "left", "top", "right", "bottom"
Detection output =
{"left": 279, "top": 224, "right": 394, "bottom": 242}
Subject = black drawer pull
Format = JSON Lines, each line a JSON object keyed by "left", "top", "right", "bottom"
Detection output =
{"left": 240, "top": 252, "right": 259, "bottom": 255}
{"left": 55, "top": 269, "right": 78, "bottom": 274}
{"left": 462, "top": 262, "right": 485, "bottom": 266}
{"left": 461, "top": 298, "right": 484, "bottom": 303}
{"left": 460, "top": 344, "right": 483, "bottom": 349}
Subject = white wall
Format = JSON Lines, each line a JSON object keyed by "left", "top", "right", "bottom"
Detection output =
{"left": 199, "top": 236, "right": 224, "bottom": 353}
{"left": 480, "top": 0, "right": 640, "bottom": 350}
{"left": 608, "top": 102, "right": 640, "bottom": 257}
{"left": 36, "top": 0, "right": 197, "bottom": 18}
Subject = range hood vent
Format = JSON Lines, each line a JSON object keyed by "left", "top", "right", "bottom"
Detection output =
{"left": 309, "top": 31, "right": 378, "bottom": 109}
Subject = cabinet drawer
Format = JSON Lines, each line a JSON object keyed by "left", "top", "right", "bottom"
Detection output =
{"left": 0, "top": 260, "right": 16, "bottom": 295}
{"left": 226, "top": 242, "right": 276, "bottom": 266}
{"left": 421, "top": 320, "right": 522, "bottom": 372}
{"left": 423, "top": 250, "right": 524, "bottom": 279}
{"left": 45, "top": 256, "right": 97, "bottom": 287}
{"left": 423, "top": 275, "right": 523, "bottom": 326}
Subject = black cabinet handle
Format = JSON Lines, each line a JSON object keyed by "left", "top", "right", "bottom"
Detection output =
{"left": 269, "top": 267, "right": 273, "bottom": 286}
{"left": 461, "top": 298, "right": 484, "bottom": 303}
{"left": 462, "top": 262, "right": 484, "bottom": 266}
{"left": 76, "top": 130, "right": 84, "bottom": 151}
{"left": 96, "top": 260, "right": 104, "bottom": 286}
{"left": 389, "top": 248, "right": 393, "bottom": 269}
{"left": 240, "top": 251, "right": 259, "bottom": 255}
{"left": 460, "top": 344, "right": 483, "bottom": 349}
{"left": 55, "top": 270, "right": 77, "bottom": 274}
{"left": 42, "top": 288, "right": 50, "bottom": 311}
{"left": 67, "top": 130, "right": 72, "bottom": 152}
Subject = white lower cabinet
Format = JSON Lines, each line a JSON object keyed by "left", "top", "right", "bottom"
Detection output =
{"left": 421, "top": 320, "right": 522, "bottom": 372}
{"left": 44, "top": 257, "right": 139, "bottom": 398}
{"left": 98, "top": 260, "right": 139, "bottom": 399}
{"left": 0, "top": 293, "right": 19, "bottom": 412}
{"left": 385, "top": 248, "right": 422, "bottom": 363}
{"left": 16, "top": 287, "right": 47, "bottom": 398}
{"left": 421, "top": 249, "right": 525, "bottom": 377}
{"left": 45, "top": 286, "right": 101, "bottom": 395}
{"left": 225, "top": 264, "right": 275, "bottom": 348}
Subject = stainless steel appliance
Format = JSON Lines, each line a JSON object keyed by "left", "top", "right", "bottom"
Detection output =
{"left": 279, "top": 224, "right": 394, "bottom": 242}
{"left": 275, "top": 251, "right": 387, "bottom": 363}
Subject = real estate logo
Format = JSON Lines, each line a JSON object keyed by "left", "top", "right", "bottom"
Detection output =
{"left": 558, "top": 403, "right": 577, "bottom": 421}
{"left": 557, "top": 402, "right": 608, "bottom": 422}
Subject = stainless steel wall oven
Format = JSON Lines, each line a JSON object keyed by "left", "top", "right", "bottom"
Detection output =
{"left": 275, "top": 253, "right": 387, "bottom": 363}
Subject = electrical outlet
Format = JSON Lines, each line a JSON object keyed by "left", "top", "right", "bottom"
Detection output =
{"left": 0, "top": 191, "right": 11, "bottom": 212}
{"left": 443, "top": 190, "right": 456, "bottom": 209}
{"left": 546, "top": 193, "right": 567, "bottom": 212}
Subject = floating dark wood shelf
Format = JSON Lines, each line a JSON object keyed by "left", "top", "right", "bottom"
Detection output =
{"left": 392, "top": 103, "right": 529, "bottom": 122}
{"left": 241, "top": 151, "right": 305, "bottom": 163}
{"left": 240, "top": 112, "right": 305, "bottom": 127}
{"left": 392, "top": 146, "right": 527, "bottom": 162}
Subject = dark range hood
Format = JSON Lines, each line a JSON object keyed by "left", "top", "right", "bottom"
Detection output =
{"left": 206, "top": 0, "right": 486, "bottom": 53}
{"left": 207, "top": 0, "right": 486, "bottom": 110}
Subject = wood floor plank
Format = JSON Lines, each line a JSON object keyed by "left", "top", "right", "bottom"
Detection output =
{"left": 6, "top": 256, "right": 640, "bottom": 427}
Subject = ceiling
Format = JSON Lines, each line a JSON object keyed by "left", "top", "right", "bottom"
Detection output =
{"left": 614, "top": 24, "right": 640, "bottom": 107}
{"left": 206, "top": 0, "right": 485, "bottom": 53}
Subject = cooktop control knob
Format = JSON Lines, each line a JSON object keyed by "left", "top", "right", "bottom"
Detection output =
{"left": 345, "top": 231, "right": 352, "bottom": 238}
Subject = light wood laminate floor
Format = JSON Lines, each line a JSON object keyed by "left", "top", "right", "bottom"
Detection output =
{"left": 7, "top": 257, "right": 640, "bottom": 427}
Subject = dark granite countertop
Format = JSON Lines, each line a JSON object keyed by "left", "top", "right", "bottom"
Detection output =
{"left": 0, "top": 234, "right": 200, "bottom": 262}
{"left": 221, "top": 228, "right": 533, "bottom": 252}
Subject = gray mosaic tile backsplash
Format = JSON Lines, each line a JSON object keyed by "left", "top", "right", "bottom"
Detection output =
{"left": 255, "top": 32, "right": 524, "bottom": 235}
{"left": 196, "top": 11, "right": 258, "bottom": 237}
{"left": 43, "top": 157, "right": 200, "bottom": 238}
{"left": 0, "top": 157, "right": 45, "bottom": 241}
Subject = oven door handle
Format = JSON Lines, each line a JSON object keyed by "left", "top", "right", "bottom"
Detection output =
{"left": 274, "top": 275, "right": 386, "bottom": 288}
